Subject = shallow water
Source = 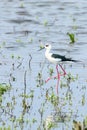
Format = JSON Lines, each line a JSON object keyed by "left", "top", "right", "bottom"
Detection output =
{"left": 0, "top": 0, "right": 87, "bottom": 129}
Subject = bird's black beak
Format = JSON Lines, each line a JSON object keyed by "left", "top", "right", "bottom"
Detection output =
{"left": 38, "top": 46, "right": 45, "bottom": 51}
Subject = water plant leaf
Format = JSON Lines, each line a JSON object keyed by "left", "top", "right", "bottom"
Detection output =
{"left": 82, "top": 95, "right": 85, "bottom": 106}
{"left": 39, "top": 44, "right": 44, "bottom": 50}
{"left": 48, "top": 67, "right": 54, "bottom": 76}
{"left": 67, "top": 32, "right": 76, "bottom": 43}
{"left": 43, "top": 20, "right": 48, "bottom": 26}
{"left": 0, "top": 84, "right": 11, "bottom": 97}
{"left": 84, "top": 116, "right": 87, "bottom": 127}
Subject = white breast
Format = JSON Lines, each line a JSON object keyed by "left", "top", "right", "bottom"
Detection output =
{"left": 45, "top": 52, "right": 61, "bottom": 64}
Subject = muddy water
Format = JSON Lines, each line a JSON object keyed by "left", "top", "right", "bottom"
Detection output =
{"left": 0, "top": 0, "right": 87, "bottom": 130}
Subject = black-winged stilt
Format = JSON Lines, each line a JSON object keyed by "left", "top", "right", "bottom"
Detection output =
{"left": 40, "top": 44, "right": 78, "bottom": 94}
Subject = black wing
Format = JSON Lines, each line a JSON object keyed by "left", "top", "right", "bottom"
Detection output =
{"left": 51, "top": 54, "right": 75, "bottom": 62}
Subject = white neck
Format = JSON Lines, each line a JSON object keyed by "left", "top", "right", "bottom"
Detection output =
{"left": 45, "top": 48, "right": 50, "bottom": 55}
{"left": 45, "top": 49, "right": 51, "bottom": 61}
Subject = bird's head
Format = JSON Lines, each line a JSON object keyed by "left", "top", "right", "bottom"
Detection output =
{"left": 45, "top": 44, "right": 52, "bottom": 50}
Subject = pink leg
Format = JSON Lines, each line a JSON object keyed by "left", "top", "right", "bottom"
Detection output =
{"left": 45, "top": 65, "right": 58, "bottom": 83}
{"left": 45, "top": 65, "right": 61, "bottom": 83}
{"left": 45, "top": 76, "right": 57, "bottom": 83}
{"left": 45, "top": 65, "right": 60, "bottom": 83}
{"left": 56, "top": 65, "right": 60, "bottom": 94}
{"left": 59, "top": 64, "right": 66, "bottom": 76}
{"left": 45, "top": 64, "right": 66, "bottom": 82}
{"left": 45, "top": 77, "right": 52, "bottom": 83}
{"left": 56, "top": 65, "right": 60, "bottom": 80}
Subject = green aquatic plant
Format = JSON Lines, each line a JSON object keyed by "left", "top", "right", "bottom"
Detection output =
{"left": 17, "top": 56, "right": 21, "bottom": 59}
{"left": 47, "top": 92, "right": 59, "bottom": 107}
{"left": 39, "top": 44, "right": 44, "bottom": 50}
{"left": 16, "top": 115, "right": 24, "bottom": 124}
{"left": 66, "top": 72, "right": 78, "bottom": 82}
{"left": 32, "top": 118, "right": 37, "bottom": 123}
{"left": 0, "top": 84, "right": 11, "bottom": 103}
{"left": 2, "top": 41, "right": 6, "bottom": 46}
{"left": 29, "top": 38, "right": 33, "bottom": 43}
{"left": 36, "top": 72, "right": 44, "bottom": 87}
{"left": 11, "top": 54, "right": 14, "bottom": 59}
{"left": 38, "top": 40, "right": 44, "bottom": 50}
{"left": 67, "top": 32, "right": 76, "bottom": 44}
{"left": 84, "top": 116, "right": 87, "bottom": 127}
{"left": 45, "top": 115, "right": 57, "bottom": 130}
{"left": 48, "top": 67, "right": 54, "bottom": 77}
{"left": 72, "top": 25, "right": 78, "bottom": 30}
{"left": 73, "top": 117, "right": 87, "bottom": 130}
{"left": 0, "top": 126, "right": 11, "bottom": 130}
{"left": 60, "top": 72, "right": 78, "bottom": 88}
{"left": 82, "top": 95, "right": 85, "bottom": 106}
{"left": 16, "top": 39, "right": 22, "bottom": 43}
{"left": 47, "top": 121, "right": 56, "bottom": 130}
{"left": 20, "top": 3, "right": 24, "bottom": 8}
{"left": 20, "top": 90, "right": 34, "bottom": 99}
{"left": 43, "top": 20, "right": 48, "bottom": 26}
{"left": 0, "top": 84, "right": 11, "bottom": 97}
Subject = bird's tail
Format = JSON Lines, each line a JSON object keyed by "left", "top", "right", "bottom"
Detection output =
{"left": 67, "top": 58, "right": 80, "bottom": 62}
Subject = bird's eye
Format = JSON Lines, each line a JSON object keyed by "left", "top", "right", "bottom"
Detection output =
{"left": 46, "top": 45, "right": 49, "bottom": 47}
